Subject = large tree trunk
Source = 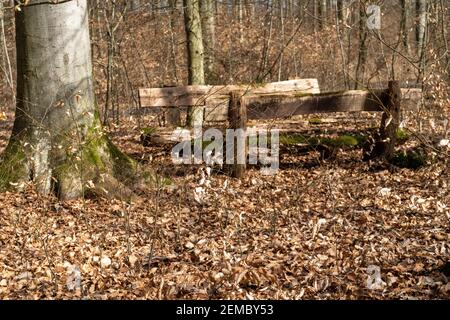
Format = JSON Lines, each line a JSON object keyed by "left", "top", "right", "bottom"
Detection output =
{"left": 0, "top": 0, "right": 137, "bottom": 200}
{"left": 183, "top": 0, "right": 205, "bottom": 127}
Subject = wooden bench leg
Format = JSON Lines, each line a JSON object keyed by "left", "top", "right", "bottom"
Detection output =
{"left": 228, "top": 91, "right": 247, "bottom": 178}
{"left": 370, "top": 80, "right": 402, "bottom": 160}
{"left": 166, "top": 107, "right": 182, "bottom": 127}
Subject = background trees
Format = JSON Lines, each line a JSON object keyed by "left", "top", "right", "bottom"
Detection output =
{"left": 0, "top": 0, "right": 448, "bottom": 129}
{"left": 200, "top": 0, "right": 216, "bottom": 83}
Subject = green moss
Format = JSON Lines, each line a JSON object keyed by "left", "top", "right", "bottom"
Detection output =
{"left": 106, "top": 137, "right": 137, "bottom": 172}
{"left": 330, "top": 135, "right": 360, "bottom": 147}
{"left": 396, "top": 129, "right": 409, "bottom": 142}
{"left": 84, "top": 144, "right": 105, "bottom": 168}
{"left": 0, "top": 140, "right": 27, "bottom": 190}
{"left": 279, "top": 133, "right": 365, "bottom": 149}
{"left": 391, "top": 150, "right": 428, "bottom": 169}
{"left": 85, "top": 116, "right": 136, "bottom": 170}
{"left": 309, "top": 118, "right": 323, "bottom": 125}
{"left": 141, "top": 127, "right": 157, "bottom": 136}
{"left": 0, "top": 107, "right": 147, "bottom": 199}
{"left": 53, "top": 118, "right": 138, "bottom": 193}
{"left": 279, "top": 134, "right": 308, "bottom": 145}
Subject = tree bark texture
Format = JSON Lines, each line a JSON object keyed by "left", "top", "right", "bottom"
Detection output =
{"left": 183, "top": 0, "right": 205, "bottom": 126}
{"left": 200, "top": 0, "right": 216, "bottom": 83}
{"left": 0, "top": 0, "right": 138, "bottom": 200}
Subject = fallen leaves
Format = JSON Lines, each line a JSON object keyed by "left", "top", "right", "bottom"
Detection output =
{"left": 0, "top": 114, "right": 448, "bottom": 300}
{"left": 100, "top": 256, "right": 112, "bottom": 268}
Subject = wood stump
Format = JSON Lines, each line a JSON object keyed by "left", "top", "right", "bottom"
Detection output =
{"left": 368, "top": 80, "right": 402, "bottom": 160}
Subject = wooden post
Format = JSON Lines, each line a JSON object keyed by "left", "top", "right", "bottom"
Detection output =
{"left": 166, "top": 107, "right": 182, "bottom": 126}
{"left": 228, "top": 91, "right": 247, "bottom": 178}
{"left": 163, "top": 85, "right": 182, "bottom": 126}
{"left": 370, "top": 80, "right": 402, "bottom": 160}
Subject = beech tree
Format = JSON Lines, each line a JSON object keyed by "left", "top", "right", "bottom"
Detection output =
{"left": 354, "top": 1, "right": 368, "bottom": 89}
{"left": 200, "top": 0, "right": 216, "bottom": 82}
{"left": 416, "top": 0, "right": 427, "bottom": 59}
{"left": 319, "top": 0, "right": 327, "bottom": 29}
{"left": 0, "top": 0, "right": 137, "bottom": 199}
{"left": 183, "top": 0, "right": 205, "bottom": 126}
{"left": 400, "top": 0, "right": 411, "bottom": 55}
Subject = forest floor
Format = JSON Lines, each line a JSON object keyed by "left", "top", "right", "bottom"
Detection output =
{"left": 0, "top": 110, "right": 449, "bottom": 299}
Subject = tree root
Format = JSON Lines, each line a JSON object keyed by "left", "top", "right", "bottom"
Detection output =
{"left": 0, "top": 130, "right": 155, "bottom": 200}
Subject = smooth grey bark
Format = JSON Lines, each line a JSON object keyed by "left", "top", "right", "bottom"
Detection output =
{"left": 278, "top": 0, "right": 285, "bottom": 81}
{"left": 354, "top": 2, "right": 368, "bottom": 89}
{"left": 338, "top": 0, "right": 350, "bottom": 26}
{"left": 238, "top": 0, "right": 244, "bottom": 43}
{"left": 0, "top": 0, "right": 137, "bottom": 199}
{"left": 319, "top": 0, "right": 327, "bottom": 29}
{"left": 0, "top": 0, "right": 7, "bottom": 84}
{"left": 415, "top": 0, "right": 428, "bottom": 82}
{"left": 168, "top": 0, "right": 180, "bottom": 84}
{"left": 165, "top": 0, "right": 182, "bottom": 126}
{"left": 400, "top": 0, "right": 411, "bottom": 54}
{"left": 416, "top": 0, "right": 427, "bottom": 58}
{"left": 335, "top": 0, "right": 349, "bottom": 89}
{"left": 131, "top": 0, "right": 141, "bottom": 11}
{"left": 183, "top": 0, "right": 205, "bottom": 126}
{"left": 0, "top": 0, "right": 13, "bottom": 96}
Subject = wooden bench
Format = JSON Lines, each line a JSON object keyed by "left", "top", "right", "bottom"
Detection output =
{"left": 138, "top": 80, "right": 422, "bottom": 177}
{"left": 138, "top": 79, "right": 321, "bottom": 124}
